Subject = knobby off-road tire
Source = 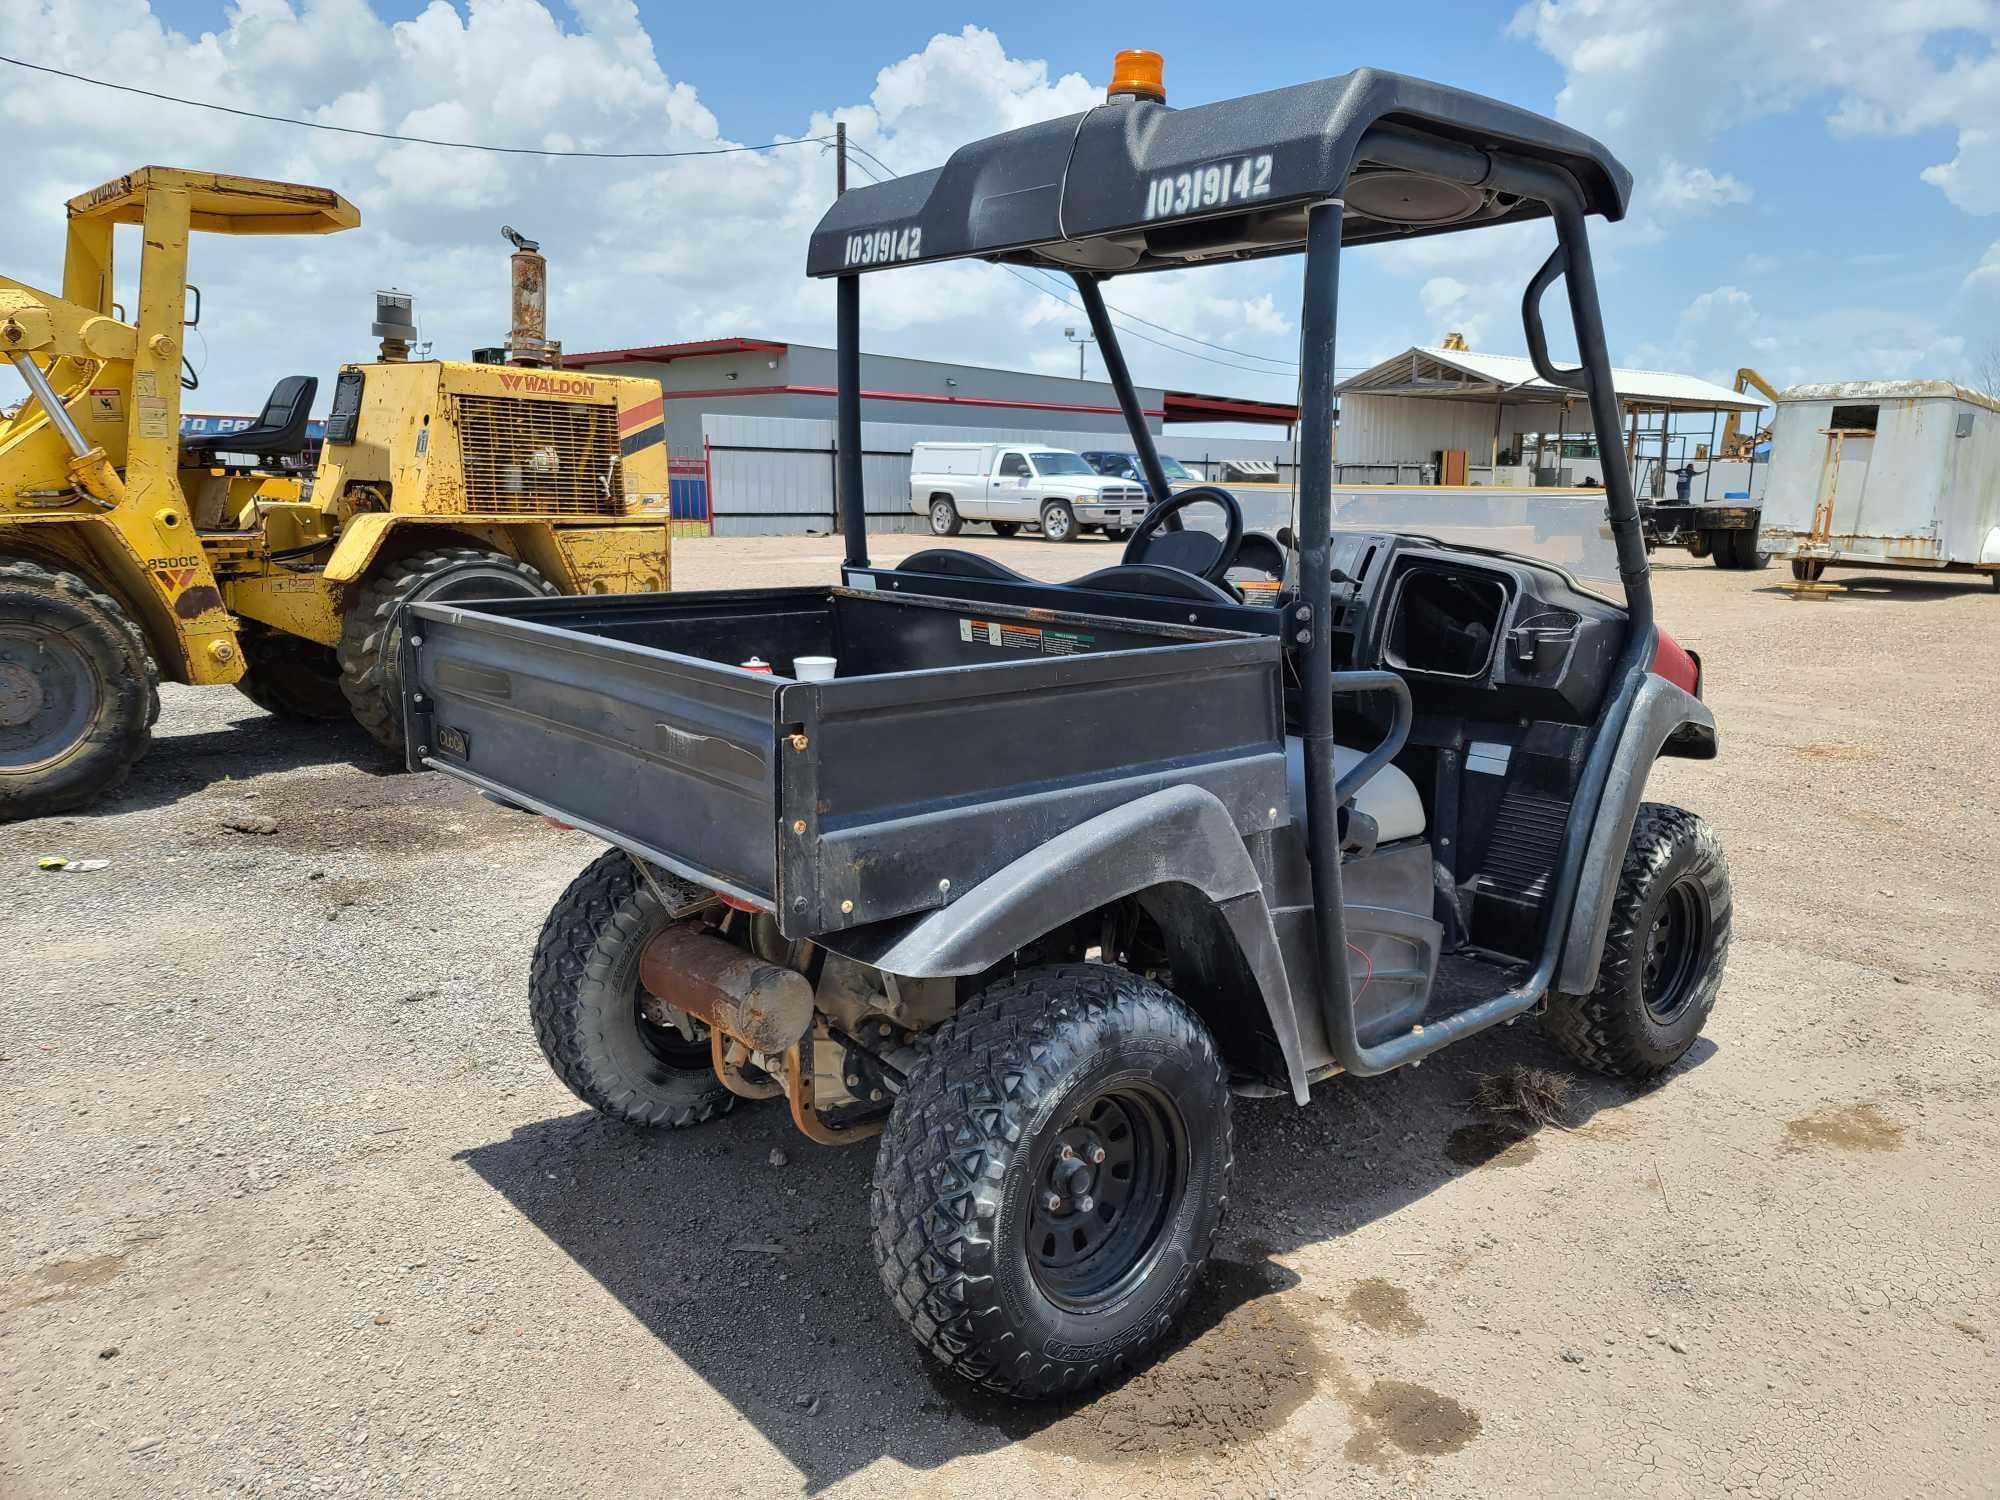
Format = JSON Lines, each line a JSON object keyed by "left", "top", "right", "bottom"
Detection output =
{"left": 235, "top": 626, "right": 348, "bottom": 721}
{"left": 1544, "top": 803, "right": 1732, "bottom": 1079}
{"left": 528, "top": 848, "right": 738, "bottom": 1129}
{"left": 338, "top": 547, "right": 557, "bottom": 750}
{"left": 928, "top": 496, "right": 962, "bottom": 537}
{"left": 0, "top": 559, "right": 158, "bottom": 821}
{"left": 871, "top": 963, "right": 1233, "bottom": 1399}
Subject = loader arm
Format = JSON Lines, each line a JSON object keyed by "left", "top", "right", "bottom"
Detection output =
{"left": 1717, "top": 366, "right": 1779, "bottom": 457}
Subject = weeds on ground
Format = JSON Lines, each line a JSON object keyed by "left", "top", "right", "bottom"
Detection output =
{"left": 1471, "top": 1064, "right": 1577, "bottom": 1130}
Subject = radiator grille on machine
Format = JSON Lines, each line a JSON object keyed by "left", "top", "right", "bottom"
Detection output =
{"left": 454, "top": 394, "right": 624, "bottom": 515}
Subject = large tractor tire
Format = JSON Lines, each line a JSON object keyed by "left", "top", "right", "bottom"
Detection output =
{"left": 338, "top": 547, "right": 557, "bottom": 750}
{"left": 1543, "top": 804, "right": 1731, "bottom": 1080}
{"left": 871, "top": 963, "right": 1232, "bottom": 1399}
{"left": 0, "top": 559, "right": 158, "bottom": 821}
{"left": 528, "top": 849, "right": 740, "bottom": 1129}
{"left": 235, "top": 627, "right": 348, "bottom": 721}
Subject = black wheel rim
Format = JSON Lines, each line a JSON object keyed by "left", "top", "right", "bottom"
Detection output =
{"left": 634, "top": 981, "right": 712, "bottom": 1071}
{"left": 0, "top": 626, "right": 100, "bottom": 772}
{"left": 1642, "top": 876, "right": 1709, "bottom": 1023}
{"left": 1027, "top": 1083, "right": 1185, "bottom": 1313}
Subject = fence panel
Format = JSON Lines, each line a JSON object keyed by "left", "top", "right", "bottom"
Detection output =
{"left": 697, "top": 413, "right": 1301, "bottom": 537}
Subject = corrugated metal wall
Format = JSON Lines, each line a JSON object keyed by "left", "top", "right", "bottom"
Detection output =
{"left": 700, "top": 414, "right": 1299, "bottom": 537}
{"left": 1336, "top": 393, "right": 1581, "bottom": 466}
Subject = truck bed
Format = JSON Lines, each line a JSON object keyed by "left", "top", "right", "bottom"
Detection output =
{"left": 401, "top": 585, "right": 1288, "bottom": 939}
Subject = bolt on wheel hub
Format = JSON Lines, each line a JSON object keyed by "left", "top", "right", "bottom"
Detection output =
{"left": 1027, "top": 1086, "right": 1185, "bottom": 1312}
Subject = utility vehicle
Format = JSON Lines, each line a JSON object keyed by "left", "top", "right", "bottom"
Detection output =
{"left": 400, "top": 53, "right": 1731, "bottom": 1400}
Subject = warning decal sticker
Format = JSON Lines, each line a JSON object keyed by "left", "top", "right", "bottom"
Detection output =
{"left": 88, "top": 388, "right": 122, "bottom": 422}
{"left": 958, "top": 617, "right": 1094, "bottom": 657}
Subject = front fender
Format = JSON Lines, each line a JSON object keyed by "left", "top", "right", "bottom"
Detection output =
{"left": 814, "top": 783, "right": 1311, "bottom": 1102}
{"left": 1556, "top": 675, "right": 1718, "bottom": 994}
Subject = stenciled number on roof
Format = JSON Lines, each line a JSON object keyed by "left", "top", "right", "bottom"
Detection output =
{"left": 843, "top": 224, "right": 923, "bottom": 268}
{"left": 1142, "top": 154, "right": 1273, "bottom": 222}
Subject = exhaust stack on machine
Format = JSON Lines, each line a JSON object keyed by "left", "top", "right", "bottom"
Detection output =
{"left": 501, "top": 225, "right": 560, "bottom": 368}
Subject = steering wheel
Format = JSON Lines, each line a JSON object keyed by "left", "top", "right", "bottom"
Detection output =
{"left": 1121, "top": 485, "right": 1244, "bottom": 583}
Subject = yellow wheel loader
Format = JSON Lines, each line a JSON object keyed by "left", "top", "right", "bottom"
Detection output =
{"left": 0, "top": 167, "right": 676, "bottom": 820}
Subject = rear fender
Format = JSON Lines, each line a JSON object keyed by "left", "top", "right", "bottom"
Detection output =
{"left": 812, "top": 783, "right": 1311, "bottom": 1102}
{"left": 1556, "top": 674, "right": 1718, "bottom": 994}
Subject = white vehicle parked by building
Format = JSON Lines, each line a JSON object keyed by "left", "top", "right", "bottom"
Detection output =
{"left": 909, "top": 442, "right": 1151, "bottom": 542}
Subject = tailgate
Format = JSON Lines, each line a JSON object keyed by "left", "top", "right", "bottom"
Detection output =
{"left": 400, "top": 600, "right": 781, "bottom": 906}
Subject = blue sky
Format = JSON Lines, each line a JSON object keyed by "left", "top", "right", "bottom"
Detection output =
{"left": 6, "top": 2, "right": 1998, "bottom": 416}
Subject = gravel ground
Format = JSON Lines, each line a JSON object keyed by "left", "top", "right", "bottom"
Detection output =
{"left": 3, "top": 537, "right": 1996, "bottom": 1498}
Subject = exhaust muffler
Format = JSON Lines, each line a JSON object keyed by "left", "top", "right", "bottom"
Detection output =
{"left": 637, "top": 921, "right": 814, "bottom": 1056}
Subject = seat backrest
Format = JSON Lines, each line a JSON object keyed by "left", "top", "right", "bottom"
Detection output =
{"left": 258, "top": 375, "right": 315, "bottom": 430}
{"left": 185, "top": 375, "right": 317, "bottom": 461}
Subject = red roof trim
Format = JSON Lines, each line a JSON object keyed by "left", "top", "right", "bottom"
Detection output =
{"left": 1162, "top": 390, "right": 1299, "bottom": 425}
{"left": 566, "top": 337, "right": 788, "bottom": 365}
{"left": 658, "top": 383, "right": 1166, "bottom": 419}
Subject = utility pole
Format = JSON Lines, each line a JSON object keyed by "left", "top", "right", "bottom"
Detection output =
{"left": 835, "top": 121, "right": 847, "bottom": 197}
{"left": 1064, "top": 325, "right": 1096, "bottom": 380}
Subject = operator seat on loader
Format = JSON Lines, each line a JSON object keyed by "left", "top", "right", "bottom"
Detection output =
{"left": 181, "top": 375, "right": 318, "bottom": 468}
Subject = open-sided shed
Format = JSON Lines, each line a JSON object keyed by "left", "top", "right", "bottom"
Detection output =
{"left": 1335, "top": 345, "right": 1765, "bottom": 493}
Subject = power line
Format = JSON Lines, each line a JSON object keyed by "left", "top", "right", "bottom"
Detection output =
{"left": 1001, "top": 265, "right": 1299, "bottom": 379}
{"left": 0, "top": 54, "right": 832, "bottom": 160}
{"left": 842, "top": 154, "right": 1298, "bottom": 379}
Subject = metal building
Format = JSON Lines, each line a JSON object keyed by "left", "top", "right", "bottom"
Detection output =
{"left": 564, "top": 337, "right": 1296, "bottom": 453}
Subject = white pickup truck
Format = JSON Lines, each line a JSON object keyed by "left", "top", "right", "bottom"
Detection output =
{"left": 909, "top": 442, "right": 1151, "bottom": 542}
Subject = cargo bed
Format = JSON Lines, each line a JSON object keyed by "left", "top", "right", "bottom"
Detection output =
{"left": 401, "top": 585, "right": 1288, "bottom": 939}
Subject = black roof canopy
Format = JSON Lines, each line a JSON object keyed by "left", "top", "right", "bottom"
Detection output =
{"left": 807, "top": 68, "right": 1631, "bottom": 280}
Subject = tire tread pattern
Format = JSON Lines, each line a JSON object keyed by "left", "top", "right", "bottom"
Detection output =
{"left": 337, "top": 547, "right": 557, "bottom": 747}
{"left": 527, "top": 848, "right": 735, "bottom": 1129}
{"left": 870, "top": 962, "right": 1231, "bottom": 1399}
{"left": 0, "top": 558, "right": 158, "bottom": 816}
{"left": 1544, "top": 802, "right": 1731, "bottom": 1079}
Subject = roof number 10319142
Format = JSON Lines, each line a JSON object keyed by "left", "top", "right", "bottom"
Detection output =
{"left": 1143, "top": 154, "right": 1273, "bottom": 220}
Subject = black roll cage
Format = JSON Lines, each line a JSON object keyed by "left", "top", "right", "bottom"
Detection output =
{"left": 825, "top": 125, "right": 1656, "bottom": 1078}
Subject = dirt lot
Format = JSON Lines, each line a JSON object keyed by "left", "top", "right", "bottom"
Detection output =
{"left": 4, "top": 536, "right": 1997, "bottom": 1498}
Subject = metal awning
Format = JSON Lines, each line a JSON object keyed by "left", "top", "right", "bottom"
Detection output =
{"left": 1337, "top": 346, "right": 1766, "bottom": 414}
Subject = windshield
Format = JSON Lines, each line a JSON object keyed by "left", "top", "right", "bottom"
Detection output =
{"left": 1088, "top": 452, "right": 1196, "bottom": 482}
{"left": 1029, "top": 451, "right": 1095, "bottom": 477}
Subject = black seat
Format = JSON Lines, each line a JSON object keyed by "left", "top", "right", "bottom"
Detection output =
{"left": 893, "top": 549, "right": 1036, "bottom": 583}
{"left": 182, "top": 375, "right": 317, "bottom": 465}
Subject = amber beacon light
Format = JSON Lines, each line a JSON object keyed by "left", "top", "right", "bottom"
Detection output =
{"left": 1108, "top": 49, "right": 1166, "bottom": 103}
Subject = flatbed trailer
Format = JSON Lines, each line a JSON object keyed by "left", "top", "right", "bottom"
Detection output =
{"left": 1642, "top": 501, "right": 1767, "bottom": 570}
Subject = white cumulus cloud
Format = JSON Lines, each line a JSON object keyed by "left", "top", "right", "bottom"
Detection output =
{"left": 0, "top": 9, "right": 1298, "bottom": 413}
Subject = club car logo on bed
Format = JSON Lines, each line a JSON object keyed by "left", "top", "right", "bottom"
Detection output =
{"left": 843, "top": 225, "right": 923, "bottom": 267}
{"left": 1143, "top": 154, "right": 1273, "bottom": 220}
